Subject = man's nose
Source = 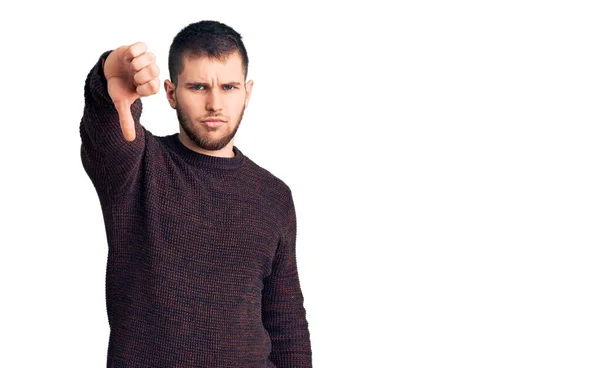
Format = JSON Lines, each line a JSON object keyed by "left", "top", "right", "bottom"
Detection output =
{"left": 206, "top": 89, "right": 223, "bottom": 111}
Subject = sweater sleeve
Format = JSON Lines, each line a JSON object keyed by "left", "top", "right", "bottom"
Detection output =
{"left": 79, "top": 50, "right": 146, "bottom": 197}
{"left": 262, "top": 191, "right": 313, "bottom": 367}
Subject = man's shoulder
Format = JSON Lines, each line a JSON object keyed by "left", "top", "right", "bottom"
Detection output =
{"left": 242, "top": 153, "right": 293, "bottom": 199}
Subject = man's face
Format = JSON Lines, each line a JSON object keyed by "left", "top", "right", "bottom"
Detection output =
{"left": 165, "top": 52, "right": 253, "bottom": 153}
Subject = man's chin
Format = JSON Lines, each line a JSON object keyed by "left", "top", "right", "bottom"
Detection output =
{"left": 187, "top": 132, "right": 233, "bottom": 151}
{"left": 177, "top": 112, "right": 241, "bottom": 152}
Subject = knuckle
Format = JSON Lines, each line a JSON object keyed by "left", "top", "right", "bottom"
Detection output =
{"left": 133, "top": 41, "right": 146, "bottom": 55}
{"left": 126, "top": 45, "right": 138, "bottom": 60}
{"left": 133, "top": 71, "right": 144, "bottom": 85}
{"left": 130, "top": 58, "right": 141, "bottom": 72}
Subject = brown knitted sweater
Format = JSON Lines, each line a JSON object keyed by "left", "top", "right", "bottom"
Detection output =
{"left": 79, "top": 51, "right": 312, "bottom": 368}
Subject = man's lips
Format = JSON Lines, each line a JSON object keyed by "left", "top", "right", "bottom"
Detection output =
{"left": 201, "top": 119, "right": 226, "bottom": 127}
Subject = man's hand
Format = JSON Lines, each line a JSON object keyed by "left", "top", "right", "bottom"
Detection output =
{"left": 103, "top": 42, "right": 160, "bottom": 141}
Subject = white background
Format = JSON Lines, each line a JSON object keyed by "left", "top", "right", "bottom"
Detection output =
{"left": 1, "top": 1, "right": 599, "bottom": 367}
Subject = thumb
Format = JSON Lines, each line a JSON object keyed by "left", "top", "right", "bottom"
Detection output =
{"left": 114, "top": 100, "right": 136, "bottom": 142}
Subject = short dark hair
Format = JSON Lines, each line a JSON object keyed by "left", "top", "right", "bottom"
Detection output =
{"left": 168, "top": 20, "right": 249, "bottom": 85}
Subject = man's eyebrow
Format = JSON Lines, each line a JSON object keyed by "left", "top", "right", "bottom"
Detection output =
{"left": 184, "top": 81, "right": 243, "bottom": 87}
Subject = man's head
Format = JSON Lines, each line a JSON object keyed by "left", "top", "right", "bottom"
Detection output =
{"left": 164, "top": 20, "right": 253, "bottom": 157}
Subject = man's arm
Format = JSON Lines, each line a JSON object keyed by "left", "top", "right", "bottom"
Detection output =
{"left": 79, "top": 42, "right": 159, "bottom": 197}
{"left": 262, "top": 191, "right": 313, "bottom": 367}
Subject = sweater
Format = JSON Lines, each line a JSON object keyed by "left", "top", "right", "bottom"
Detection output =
{"left": 79, "top": 50, "right": 312, "bottom": 368}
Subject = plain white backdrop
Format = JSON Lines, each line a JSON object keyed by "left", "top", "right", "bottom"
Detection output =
{"left": 1, "top": 1, "right": 599, "bottom": 367}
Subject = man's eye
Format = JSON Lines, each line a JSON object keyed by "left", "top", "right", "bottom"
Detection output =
{"left": 192, "top": 85, "right": 205, "bottom": 90}
{"left": 223, "top": 85, "right": 234, "bottom": 91}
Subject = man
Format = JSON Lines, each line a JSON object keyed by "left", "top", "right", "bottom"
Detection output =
{"left": 80, "top": 20, "right": 312, "bottom": 367}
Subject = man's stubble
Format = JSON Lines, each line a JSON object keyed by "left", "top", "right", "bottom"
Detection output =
{"left": 176, "top": 103, "right": 245, "bottom": 151}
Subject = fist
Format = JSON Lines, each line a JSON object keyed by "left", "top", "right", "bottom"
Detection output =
{"left": 103, "top": 42, "right": 160, "bottom": 141}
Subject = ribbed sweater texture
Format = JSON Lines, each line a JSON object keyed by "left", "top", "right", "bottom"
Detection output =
{"left": 79, "top": 51, "right": 312, "bottom": 368}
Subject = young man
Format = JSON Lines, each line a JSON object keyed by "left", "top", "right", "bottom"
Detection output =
{"left": 80, "top": 20, "right": 312, "bottom": 367}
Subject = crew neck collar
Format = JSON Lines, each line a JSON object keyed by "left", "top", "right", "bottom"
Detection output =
{"left": 162, "top": 133, "right": 246, "bottom": 170}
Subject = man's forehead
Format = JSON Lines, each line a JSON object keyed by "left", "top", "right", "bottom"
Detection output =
{"left": 182, "top": 50, "right": 242, "bottom": 66}
{"left": 179, "top": 52, "right": 244, "bottom": 79}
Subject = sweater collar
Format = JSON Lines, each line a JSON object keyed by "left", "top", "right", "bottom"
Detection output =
{"left": 163, "top": 133, "right": 246, "bottom": 170}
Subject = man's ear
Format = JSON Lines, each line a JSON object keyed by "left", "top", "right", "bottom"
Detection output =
{"left": 164, "top": 79, "right": 177, "bottom": 109}
{"left": 244, "top": 79, "right": 254, "bottom": 108}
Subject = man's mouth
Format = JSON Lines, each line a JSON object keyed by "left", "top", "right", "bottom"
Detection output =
{"left": 201, "top": 119, "right": 226, "bottom": 128}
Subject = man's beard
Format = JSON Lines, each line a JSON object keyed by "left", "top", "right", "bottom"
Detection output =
{"left": 176, "top": 104, "right": 244, "bottom": 151}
